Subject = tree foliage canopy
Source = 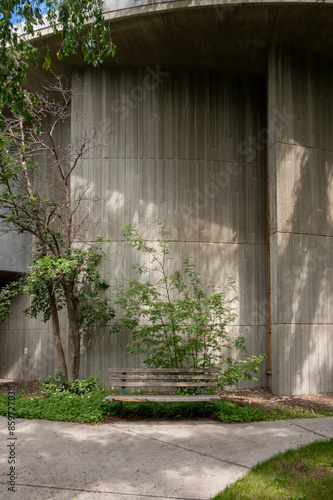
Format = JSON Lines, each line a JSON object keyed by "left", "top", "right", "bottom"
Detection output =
{"left": 0, "top": 0, "right": 115, "bottom": 123}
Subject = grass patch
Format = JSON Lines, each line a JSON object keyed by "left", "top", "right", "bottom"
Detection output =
{"left": 216, "top": 402, "right": 332, "bottom": 423}
{"left": 213, "top": 439, "right": 333, "bottom": 499}
{"left": 0, "top": 375, "right": 112, "bottom": 424}
{"left": 0, "top": 377, "right": 332, "bottom": 424}
{"left": 0, "top": 391, "right": 331, "bottom": 424}
{"left": 0, "top": 391, "right": 112, "bottom": 423}
{"left": 106, "top": 399, "right": 332, "bottom": 422}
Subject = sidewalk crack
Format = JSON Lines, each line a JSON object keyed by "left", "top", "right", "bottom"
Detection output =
{"left": 0, "top": 482, "right": 203, "bottom": 500}
{"left": 109, "top": 424, "right": 250, "bottom": 470}
{"left": 287, "top": 420, "right": 331, "bottom": 440}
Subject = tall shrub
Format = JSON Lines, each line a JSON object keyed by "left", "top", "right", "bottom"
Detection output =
{"left": 111, "top": 219, "right": 265, "bottom": 389}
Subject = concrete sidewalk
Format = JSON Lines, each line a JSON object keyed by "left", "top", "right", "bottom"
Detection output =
{"left": 1, "top": 416, "right": 332, "bottom": 500}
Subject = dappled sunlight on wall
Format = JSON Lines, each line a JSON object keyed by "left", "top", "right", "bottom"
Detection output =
{"left": 269, "top": 45, "right": 333, "bottom": 395}
{"left": 70, "top": 66, "right": 268, "bottom": 386}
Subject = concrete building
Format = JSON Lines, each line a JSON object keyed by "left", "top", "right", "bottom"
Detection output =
{"left": 0, "top": 0, "right": 333, "bottom": 395}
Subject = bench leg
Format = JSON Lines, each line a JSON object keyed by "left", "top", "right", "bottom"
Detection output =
{"left": 120, "top": 401, "right": 123, "bottom": 418}
{"left": 202, "top": 401, "right": 206, "bottom": 419}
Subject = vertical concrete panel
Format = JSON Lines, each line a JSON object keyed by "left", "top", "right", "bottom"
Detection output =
{"left": 269, "top": 45, "right": 333, "bottom": 395}
{"left": 69, "top": 67, "right": 268, "bottom": 388}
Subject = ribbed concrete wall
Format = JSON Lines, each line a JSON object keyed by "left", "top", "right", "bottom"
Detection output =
{"left": 268, "top": 46, "right": 333, "bottom": 395}
{"left": 1, "top": 3, "right": 333, "bottom": 396}
{"left": 3, "top": 49, "right": 333, "bottom": 394}
{"left": 73, "top": 67, "right": 269, "bottom": 387}
{"left": 3, "top": 48, "right": 333, "bottom": 394}
{"left": 0, "top": 67, "right": 269, "bottom": 387}
{"left": 0, "top": 295, "right": 70, "bottom": 380}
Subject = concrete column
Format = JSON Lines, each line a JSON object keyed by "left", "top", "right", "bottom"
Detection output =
{"left": 268, "top": 45, "right": 333, "bottom": 395}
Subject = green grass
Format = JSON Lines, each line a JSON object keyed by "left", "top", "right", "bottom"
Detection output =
{"left": 214, "top": 401, "right": 332, "bottom": 423}
{"left": 0, "top": 387, "right": 331, "bottom": 424}
{"left": 0, "top": 376, "right": 331, "bottom": 424}
{"left": 105, "top": 399, "right": 332, "bottom": 422}
{"left": 212, "top": 439, "right": 333, "bottom": 499}
{"left": 0, "top": 390, "right": 112, "bottom": 423}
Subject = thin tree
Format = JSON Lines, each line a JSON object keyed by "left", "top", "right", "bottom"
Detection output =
{"left": 0, "top": 76, "right": 115, "bottom": 380}
{"left": 0, "top": 1, "right": 116, "bottom": 379}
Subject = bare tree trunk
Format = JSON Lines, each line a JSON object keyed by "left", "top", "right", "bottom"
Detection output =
{"left": 63, "top": 286, "right": 81, "bottom": 380}
{"left": 71, "top": 301, "right": 81, "bottom": 380}
{"left": 49, "top": 291, "right": 68, "bottom": 379}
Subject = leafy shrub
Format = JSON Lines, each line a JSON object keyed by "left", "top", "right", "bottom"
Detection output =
{"left": 111, "top": 218, "right": 266, "bottom": 389}
{"left": 40, "top": 372, "right": 102, "bottom": 397}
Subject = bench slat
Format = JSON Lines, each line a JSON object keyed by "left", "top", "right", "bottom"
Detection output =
{"left": 108, "top": 368, "right": 219, "bottom": 373}
{"left": 108, "top": 374, "right": 219, "bottom": 381}
{"left": 105, "top": 395, "right": 220, "bottom": 403}
{"left": 109, "top": 381, "right": 218, "bottom": 387}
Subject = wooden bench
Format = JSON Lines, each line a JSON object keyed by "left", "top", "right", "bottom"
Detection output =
{"left": 104, "top": 368, "right": 221, "bottom": 417}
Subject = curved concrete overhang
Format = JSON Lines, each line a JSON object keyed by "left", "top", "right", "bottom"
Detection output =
{"left": 27, "top": 0, "right": 333, "bottom": 89}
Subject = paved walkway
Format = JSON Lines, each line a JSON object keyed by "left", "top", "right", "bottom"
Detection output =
{"left": 0, "top": 416, "right": 332, "bottom": 499}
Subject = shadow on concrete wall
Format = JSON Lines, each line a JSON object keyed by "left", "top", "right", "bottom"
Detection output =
{"left": 270, "top": 48, "right": 333, "bottom": 394}
{"left": 1, "top": 67, "right": 269, "bottom": 385}
{"left": 74, "top": 67, "right": 269, "bottom": 386}
{"left": 274, "top": 146, "right": 333, "bottom": 394}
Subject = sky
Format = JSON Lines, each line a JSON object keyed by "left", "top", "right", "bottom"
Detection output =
{"left": 5, "top": 1, "right": 48, "bottom": 25}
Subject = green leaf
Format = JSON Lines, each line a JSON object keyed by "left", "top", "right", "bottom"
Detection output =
{"left": 43, "top": 51, "right": 51, "bottom": 70}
